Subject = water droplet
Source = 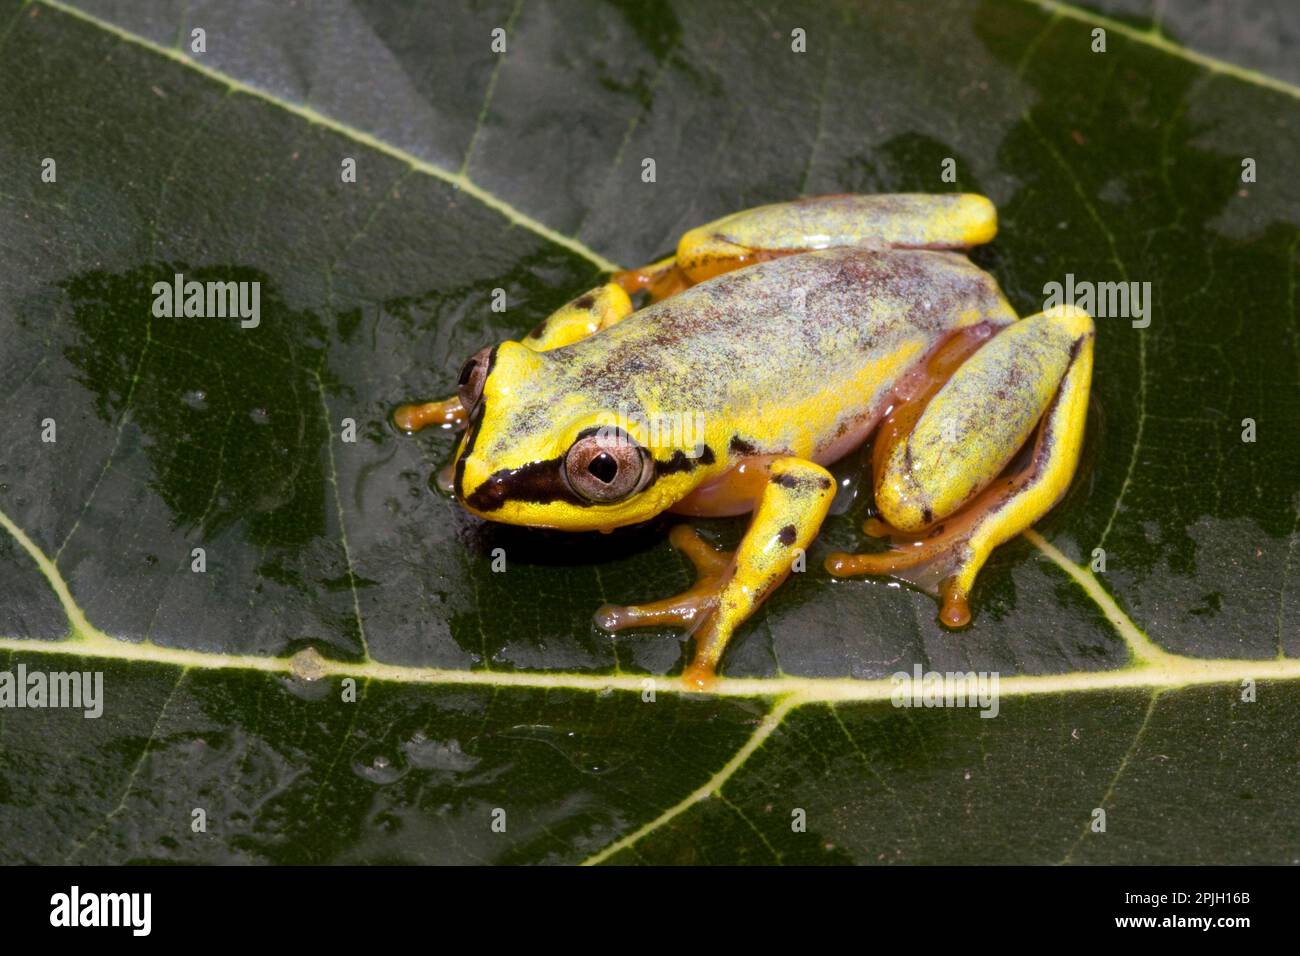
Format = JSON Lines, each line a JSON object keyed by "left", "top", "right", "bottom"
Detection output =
{"left": 288, "top": 646, "right": 327, "bottom": 681}
{"left": 280, "top": 673, "right": 331, "bottom": 701}
{"left": 352, "top": 749, "right": 406, "bottom": 784}
{"left": 501, "top": 724, "right": 623, "bottom": 776}
{"left": 403, "top": 735, "right": 480, "bottom": 772}
{"left": 431, "top": 464, "right": 455, "bottom": 495}
{"left": 249, "top": 407, "right": 271, "bottom": 425}
{"left": 182, "top": 389, "right": 208, "bottom": 410}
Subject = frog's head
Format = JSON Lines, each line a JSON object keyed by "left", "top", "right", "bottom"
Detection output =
{"left": 450, "top": 341, "right": 700, "bottom": 531}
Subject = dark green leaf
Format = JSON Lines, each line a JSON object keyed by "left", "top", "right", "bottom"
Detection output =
{"left": 0, "top": 0, "right": 1296, "bottom": 863}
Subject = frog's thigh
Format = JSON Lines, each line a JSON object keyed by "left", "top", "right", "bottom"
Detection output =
{"left": 675, "top": 193, "right": 999, "bottom": 285}
{"left": 830, "top": 306, "right": 1095, "bottom": 626}
{"left": 876, "top": 306, "right": 1092, "bottom": 531}
{"left": 595, "top": 457, "right": 835, "bottom": 689}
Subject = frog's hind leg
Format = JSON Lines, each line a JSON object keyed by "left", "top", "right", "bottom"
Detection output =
{"left": 595, "top": 456, "right": 836, "bottom": 689}
{"left": 615, "top": 193, "right": 999, "bottom": 303}
{"left": 826, "top": 306, "right": 1095, "bottom": 627}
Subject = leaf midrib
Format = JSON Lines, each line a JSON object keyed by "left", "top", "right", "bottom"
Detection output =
{"left": 4, "top": 626, "right": 1300, "bottom": 698}
{"left": 6, "top": 444, "right": 1293, "bottom": 696}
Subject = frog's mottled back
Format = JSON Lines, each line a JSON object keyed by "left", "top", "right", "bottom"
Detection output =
{"left": 548, "top": 247, "right": 1016, "bottom": 462}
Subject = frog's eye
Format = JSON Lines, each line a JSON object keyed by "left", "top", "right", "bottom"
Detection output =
{"left": 457, "top": 345, "right": 494, "bottom": 417}
{"left": 564, "top": 430, "right": 652, "bottom": 503}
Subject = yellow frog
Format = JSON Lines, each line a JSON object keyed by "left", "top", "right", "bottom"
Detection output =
{"left": 396, "top": 194, "right": 1094, "bottom": 688}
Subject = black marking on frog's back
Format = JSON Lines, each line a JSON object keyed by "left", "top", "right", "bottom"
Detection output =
{"left": 655, "top": 444, "right": 715, "bottom": 476}
{"left": 771, "top": 472, "right": 834, "bottom": 492}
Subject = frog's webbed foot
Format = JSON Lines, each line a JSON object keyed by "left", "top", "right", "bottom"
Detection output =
{"left": 595, "top": 524, "right": 731, "bottom": 636}
{"left": 596, "top": 457, "right": 836, "bottom": 689}
{"left": 827, "top": 306, "right": 1095, "bottom": 628}
{"left": 826, "top": 509, "right": 1000, "bottom": 628}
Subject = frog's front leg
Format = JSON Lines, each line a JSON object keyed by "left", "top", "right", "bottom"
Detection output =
{"left": 608, "top": 253, "right": 692, "bottom": 303}
{"left": 596, "top": 456, "right": 836, "bottom": 689}
{"left": 827, "top": 306, "right": 1095, "bottom": 627}
{"left": 392, "top": 283, "right": 633, "bottom": 433}
{"left": 518, "top": 282, "right": 633, "bottom": 352}
{"left": 614, "top": 192, "right": 998, "bottom": 302}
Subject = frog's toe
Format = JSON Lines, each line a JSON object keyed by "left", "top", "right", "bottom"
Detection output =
{"left": 593, "top": 526, "right": 733, "bottom": 634}
{"left": 666, "top": 523, "right": 732, "bottom": 575}
{"left": 593, "top": 588, "right": 717, "bottom": 632}
{"left": 392, "top": 395, "right": 467, "bottom": 433}
{"left": 826, "top": 534, "right": 977, "bottom": 630}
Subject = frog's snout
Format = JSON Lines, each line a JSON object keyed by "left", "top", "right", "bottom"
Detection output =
{"left": 460, "top": 471, "right": 511, "bottom": 513}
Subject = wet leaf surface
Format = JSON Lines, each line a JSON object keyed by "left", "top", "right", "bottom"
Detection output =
{"left": 0, "top": 0, "right": 1296, "bottom": 863}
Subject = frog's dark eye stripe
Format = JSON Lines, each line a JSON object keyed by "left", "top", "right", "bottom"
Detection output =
{"left": 462, "top": 423, "right": 710, "bottom": 513}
